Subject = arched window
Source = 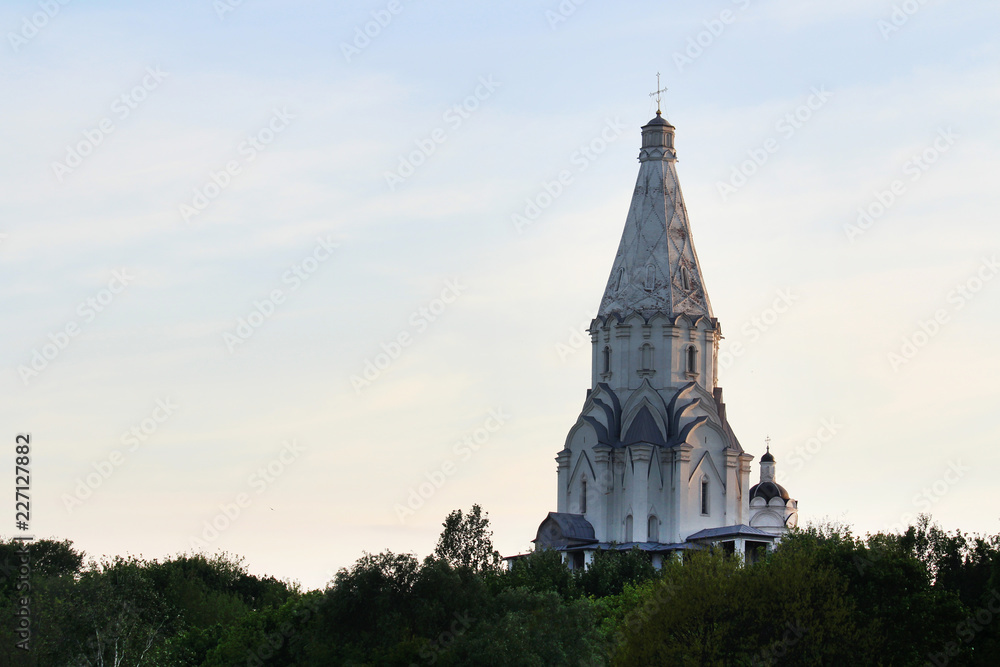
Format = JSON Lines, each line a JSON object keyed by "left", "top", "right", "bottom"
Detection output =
{"left": 581, "top": 479, "right": 587, "bottom": 514}
{"left": 687, "top": 346, "right": 698, "bottom": 375}
{"left": 624, "top": 515, "right": 633, "bottom": 542}
{"left": 680, "top": 265, "right": 691, "bottom": 291}
{"left": 645, "top": 265, "right": 655, "bottom": 291}
{"left": 648, "top": 515, "right": 659, "bottom": 542}
{"left": 602, "top": 346, "right": 611, "bottom": 374}
{"left": 701, "top": 476, "right": 710, "bottom": 516}
{"left": 615, "top": 267, "right": 625, "bottom": 291}
{"left": 640, "top": 343, "right": 653, "bottom": 371}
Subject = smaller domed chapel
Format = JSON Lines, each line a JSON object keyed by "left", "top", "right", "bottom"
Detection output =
{"left": 527, "top": 110, "right": 798, "bottom": 569}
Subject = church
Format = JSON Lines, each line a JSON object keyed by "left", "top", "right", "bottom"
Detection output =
{"left": 529, "top": 106, "right": 798, "bottom": 569}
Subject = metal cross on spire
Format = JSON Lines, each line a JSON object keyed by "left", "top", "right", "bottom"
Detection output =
{"left": 764, "top": 435, "right": 771, "bottom": 452}
{"left": 649, "top": 72, "right": 668, "bottom": 114}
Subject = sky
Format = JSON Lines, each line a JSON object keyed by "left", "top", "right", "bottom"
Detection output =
{"left": 1, "top": 0, "right": 998, "bottom": 590}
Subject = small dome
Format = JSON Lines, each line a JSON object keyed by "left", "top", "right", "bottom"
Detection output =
{"left": 748, "top": 481, "right": 790, "bottom": 503}
{"left": 643, "top": 112, "right": 675, "bottom": 128}
{"left": 760, "top": 450, "right": 774, "bottom": 463}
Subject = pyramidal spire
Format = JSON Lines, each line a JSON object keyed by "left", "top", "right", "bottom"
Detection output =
{"left": 598, "top": 112, "right": 713, "bottom": 319}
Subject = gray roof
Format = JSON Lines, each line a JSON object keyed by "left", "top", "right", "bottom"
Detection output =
{"left": 532, "top": 512, "right": 597, "bottom": 548}
{"left": 547, "top": 512, "right": 595, "bottom": 540}
{"left": 622, "top": 406, "right": 667, "bottom": 446}
{"left": 643, "top": 112, "right": 674, "bottom": 128}
{"left": 686, "top": 525, "right": 774, "bottom": 541}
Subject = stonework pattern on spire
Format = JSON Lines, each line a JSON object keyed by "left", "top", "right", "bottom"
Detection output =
{"left": 597, "top": 122, "right": 713, "bottom": 320}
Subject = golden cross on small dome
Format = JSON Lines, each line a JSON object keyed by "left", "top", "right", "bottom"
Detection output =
{"left": 649, "top": 72, "right": 668, "bottom": 115}
{"left": 764, "top": 435, "right": 771, "bottom": 452}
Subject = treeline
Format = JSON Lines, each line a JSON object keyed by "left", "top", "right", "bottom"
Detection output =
{"left": 2, "top": 508, "right": 999, "bottom": 665}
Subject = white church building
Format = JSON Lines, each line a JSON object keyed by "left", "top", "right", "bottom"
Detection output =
{"left": 528, "top": 109, "right": 798, "bottom": 568}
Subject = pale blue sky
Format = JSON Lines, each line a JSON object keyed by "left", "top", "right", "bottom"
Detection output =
{"left": 2, "top": 0, "right": 998, "bottom": 589}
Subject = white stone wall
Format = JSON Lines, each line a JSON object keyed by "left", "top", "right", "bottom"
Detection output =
{"left": 591, "top": 314, "right": 720, "bottom": 396}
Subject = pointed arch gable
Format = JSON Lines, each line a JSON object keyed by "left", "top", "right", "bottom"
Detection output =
{"left": 690, "top": 419, "right": 729, "bottom": 448}
{"left": 565, "top": 413, "right": 601, "bottom": 450}
{"left": 689, "top": 314, "right": 712, "bottom": 330}
{"left": 646, "top": 311, "right": 671, "bottom": 328}
{"left": 621, "top": 402, "right": 668, "bottom": 446}
{"left": 620, "top": 380, "right": 670, "bottom": 438}
{"left": 649, "top": 447, "right": 663, "bottom": 490}
{"left": 673, "top": 312, "right": 696, "bottom": 329}
{"left": 622, "top": 312, "right": 646, "bottom": 328}
{"left": 622, "top": 407, "right": 667, "bottom": 448}
{"left": 568, "top": 449, "right": 596, "bottom": 490}
{"left": 564, "top": 383, "right": 623, "bottom": 450}
{"left": 688, "top": 449, "right": 725, "bottom": 487}
{"left": 592, "top": 383, "right": 622, "bottom": 421}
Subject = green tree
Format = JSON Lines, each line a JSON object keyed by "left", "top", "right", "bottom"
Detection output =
{"left": 0, "top": 538, "right": 85, "bottom": 665}
{"left": 441, "top": 588, "right": 604, "bottom": 666}
{"left": 502, "top": 548, "right": 578, "bottom": 599}
{"left": 902, "top": 516, "right": 1000, "bottom": 665}
{"left": 202, "top": 591, "right": 322, "bottom": 666}
{"left": 614, "top": 545, "right": 867, "bottom": 666}
{"left": 143, "top": 552, "right": 293, "bottom": 665}
{"left": 792, "top": 524, "right": 968, "bottom": 665}
{"left": 575, "top": 546, "right": 657, "bottom": 598}
{"left": 0, "top": 537, "right": 83, "bottom": 597}
{"left": 305, "top": 550, "right": 421, "bottom": 663}
{"left": 434, "top": 504, "right": 502, "bottom": 573}
{"left": 65, "top": 555, "right": 174, "bottom": 666}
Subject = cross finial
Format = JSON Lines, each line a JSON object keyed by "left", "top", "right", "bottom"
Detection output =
{"left": 764, "top": 435, "right": 771, "bottom": 452}
{"left": 649, "top": 72, "right": 668, "bottom": 115}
